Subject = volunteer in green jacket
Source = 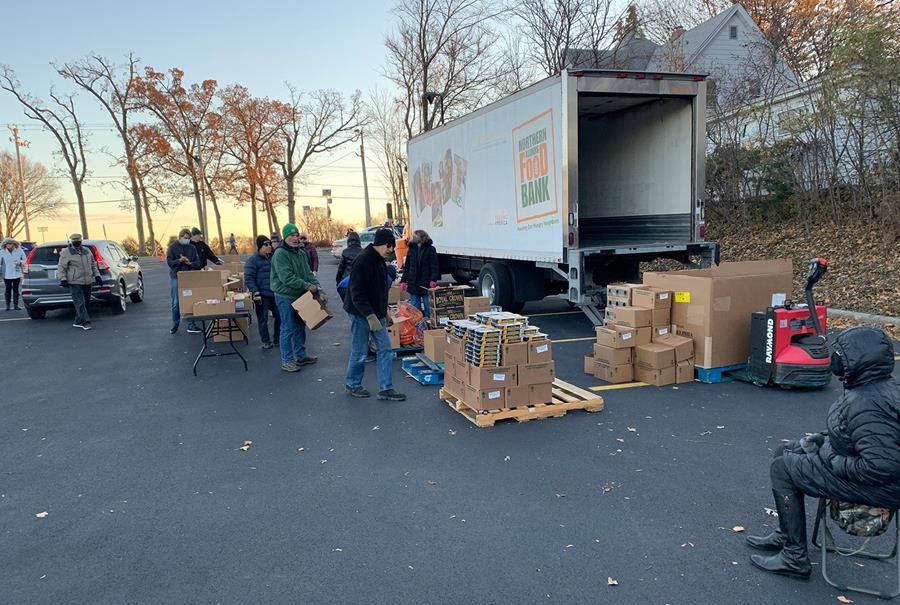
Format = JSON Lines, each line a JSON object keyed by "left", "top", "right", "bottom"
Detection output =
{"left": 270, "top": 223, "right": 322, "bottom": 372}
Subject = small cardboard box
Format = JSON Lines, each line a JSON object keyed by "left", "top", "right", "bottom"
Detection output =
{"left": 506, "top": 385, "right": 529, "bottom": 408}
{"left": 676, "top": 359, "right": 695, "bottom": 384}
{"left": 463, "top": 296, "right": 490, "bottom": 316}
{"left": 192, "top": 299, "right": 235, "bottom": 317}
{"left": 446, "top": 334, "right": 464, "bottom": 360}
{"left": 606, "top": 296, "right": 629, "bottom": 308}
{"left": 604, "top": 306, "right": 652, "bottom": 328}
{"left": 423, "top": 329, "right": 447, "bottom": 363}
{"left": 387, "top": 317, "right": 408, "bottom": 349}
{"left": 584, "top": 355, "right": 597, "bottom": 375}
{"left": 634, "top": 364, "right": 677, "bottom": 387}
{"left": 388, "top": 284, "right": 409, "bottom": 304}
{"left": 518, "top": 361, "right": 555, "bottom": 386}
{"left": 593, "top": 344, "right": 633, "bottom": 365}
{"left": 428, "top": 285, "right": 469, "bottom": 322}
{"left": 468, "top": 365, "right": 517, "bottom": 389}
{"left": 595, "top": 361, "right": 633, "bottom": 384}
{"left": 632, "top": 287, "right": 673, "bottom": 309}
{"left": 606, "top": 282, "right": 644, "bottom": 304}
{"left": 463, "top": 384, "right": 505, "bottom": 411}
{"left": 445, "top": 375, "right": 466, "bottom": 400}
{"left": 528, "top": 382, "right": 553, "bottom": 405}
{"left": 655, "top": 334, "right": 694, "bottom": 362}
{"left": 633, "top": 326, "right": 652, "bottom": 346}
{"left": 444, "top": 355, "right": 456, "bottom": 381}
{"left": 595, "top": 325, "right": 636, "bottom": 348}
{"left": 651, "top": 325, "right": 673, "bottom": 341}
{"left": 291, "top": 291, "right": 332, "bottom": 330}
{"left": 527, "top": 341, "right": 553, "bottom": 363}
{"left": 213, "top": 316, "right": 249, "bottom": 342}
{"left": 635, "top": 342, "right": 676, "bottom": 369}
{"left": 230, "top": 293, "right": 251, "bottom": 312}
{"left": 651, "top": 307, "right": 670, "bottom": 327}
{"left": 501, "top": 342, "right": 528, "bottom": 366}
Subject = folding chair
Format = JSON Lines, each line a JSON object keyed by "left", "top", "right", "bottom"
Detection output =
{"left": 813, "top": 498, "right": 900, "bottom": 599}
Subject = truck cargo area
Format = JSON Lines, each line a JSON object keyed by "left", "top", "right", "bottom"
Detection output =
{"left": 577, "top": 93, "right": 694, "bottom": 247}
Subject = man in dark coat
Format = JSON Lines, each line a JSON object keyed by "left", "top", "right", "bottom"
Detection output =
{"left": 399, "top": 229, "right": 439, "bottom": 317}
{"left": 166, "top": 228, "right": 201, "bottom": 334}
{"left": 244, "top": 235, "right": 280, "bottom": 349}
{"left": 335, "top": 231, "right": 362, "bottom": 287}
{"left": 746, "top": 327, "right": 900, "bottom": 578}
{"left": 190, "top": 228, "right": 222, "bottom": 269}
{"left": 343, "top": 228, "right": 405, "bottom": 401}
{"left": 298, "top": 231, "right": 319, "bottom": 273}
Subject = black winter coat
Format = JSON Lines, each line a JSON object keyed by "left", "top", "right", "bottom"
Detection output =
{"left": 783, "top": 328, "right": 900, "bottom": 508}
{"left": 191, "top": 240, "right": 221, "bottom": 269}
{"left": 244, "top": 252, "right": 273, "bottom": 297}
{"left": 344, "top": 245, "right": 388, "bottom": 319}
{"left": 401, "top": 239, "right": 439, "bottom": 296}
{"left": 335, "top": 235, "right": 362, "bottom": 285}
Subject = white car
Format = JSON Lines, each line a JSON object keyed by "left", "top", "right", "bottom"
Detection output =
{"left": 332, "top": 226, "right": 403, "bottom": 259}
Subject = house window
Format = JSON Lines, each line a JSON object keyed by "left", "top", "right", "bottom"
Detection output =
{"left": 729, "top": 25, "right": 738, "bottom": 39}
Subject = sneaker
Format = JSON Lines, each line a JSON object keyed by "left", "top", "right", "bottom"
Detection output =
{"left": 346, "top": 386, "right": 371, "bottom": 398}
{"left": 296, "top": 356, "right": 318, "bottom": 366}
{"left": 14, "top": 305, "right": 20, "bottom": 310}
{"left": 170, "top": 325, "right": 179, "bottom": 334}
{"left": 377, "top": 389, "right": 406, "bottom": 401}
{"left": 83, "top": 321, "right": 92, "bottom": 327}
{"left": 73, "top": 322, "right": 91, "bottom": 331}
{"left": 186, "top": 326, "right": 202, "bottom": 334}
{"left": 281, "top": 361, "right": 302, "bottom": 373}
{"left": 262, "top": 342, "right": 273, "bottom": 349}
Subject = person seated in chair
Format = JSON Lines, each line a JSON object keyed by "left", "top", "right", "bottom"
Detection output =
{"left": 746, "top": 327, "right": 899, "bottom": 579}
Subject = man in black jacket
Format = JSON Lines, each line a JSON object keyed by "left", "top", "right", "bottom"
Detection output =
{"left": 343, "top": 228, "right": 406, "bottom": 401}
{"left": 244, "top": 235, "right": 280, "bottom": 349}
{"left": 190, "top": 228, "right": 222, "bottom": 269}
{"left": 746, "top": 327, "right": 900, "bottom": 578}
{"left": 399, "top": 229, "right": 439, "bottom": 317}
{"left": 166, "top": 228, "right": 201, "bottom": 334}
{"left": 335, "top": 231, "right": 362, "bottom": 286}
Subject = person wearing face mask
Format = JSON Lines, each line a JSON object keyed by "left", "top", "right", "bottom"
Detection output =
{"left": 343, "top": 228, "right": 406, "bottom": 401}
{"left": 745, "top": 327, "right": 900, "bottom": 579}
{"left": 1, "top": 237, "right": 27, "bottom": 311}
{"left": 399, "top": 229, "right": 439, "bottom": 318}
{"left": 166, "top": 228, "right": 201, "bottom": 334}
{"left": 244, "top": 235, "right": 280, "bottom": 349}
{"left": 189, "top": 228, "right": 222, "bottom": 269}
{"left": 57, "top": 233, "right": 101, "bottom": 330}
{"left": 270, "top": 223, "right": 321, "bottom": 373}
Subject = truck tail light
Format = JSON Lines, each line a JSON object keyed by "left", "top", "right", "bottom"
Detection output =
{"left": 692, "top": 75, "right": 707, "bottom": 81}
{"left": 635, "top": 73, "right": 646, "bottom": 80}
{"left": 568, "top": 232, "right": 575, "bottom": 246}
{"left": 699, "top": 225, "right": 706, "bottom": 239}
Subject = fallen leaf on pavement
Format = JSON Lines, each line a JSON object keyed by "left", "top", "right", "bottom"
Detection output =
{"left": 35, "top": 511, "right": 48, "bottom": 518}
{"left": 607, "top": 577, "right": 618, "bottom": 586}
{"left": 427, "top": 480, "right": 437, "bottom": 486}
{"left": 732, "top": 526, "right": 745, "bottom": 533}
{"left": 448, "top": 430, "right": 456, "bottom": 435}
{"left": 616, "top": 438, "right": 625, "bottom": 443}
{"left": 837, "top": 597, "right": 853, "bottom": 603}
{"left": 504, "top": 456, "right": 510, "bottom": 461}
{"left": 627, "top": 427, "right": 637, "bottom": 432}
{"left": 765, "top": 508, "right": 779, "bottom": 517}
{"left": 297, "top": 448, "right": 305, "bottom": 452}
{"left": 555, "top": 493, "right": 566, "bottom": 498}
{"left": 320, "top": 459, "right": 328, "bottom": 464}
{"left": 565, "top": 544, "right": 574, "bottom": 549}
{"left": 372, "top": 426, "right": 380, "bottom": 431}
{"left": 239, "top": 440, "right": 252, "bottom": 452}
{"left": 333, "top": 548, "right": 342, "bottom": 552}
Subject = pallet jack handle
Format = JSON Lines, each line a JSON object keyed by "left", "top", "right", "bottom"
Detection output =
{"left": 804, "top": 257, "right": 828, "bottom": 336}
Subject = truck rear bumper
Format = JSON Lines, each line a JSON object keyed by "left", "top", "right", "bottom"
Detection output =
{"left": 575, "top": 241, "right": 719, "bottom": 264}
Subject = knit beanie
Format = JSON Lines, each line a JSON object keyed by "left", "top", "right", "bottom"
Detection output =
{"left": 191, "top": 227, "right": 202, "bottom": 236}
{"left": 256, "top": 235, "right": 269, "bottom": 250}
{"left": 282, "top": 223, "right": 299, "bottom": 239}
{"left": 373, "top": 228, "right": 396, "bottom": 247}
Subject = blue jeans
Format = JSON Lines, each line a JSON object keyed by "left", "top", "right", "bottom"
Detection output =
{"left": 346, "top": 314, "right": 393, "bottom": 392}
{"left": 409, "top": 293, "right": 430, "bottom": 318}
{"left": 170, "top": 276, "right": 197, "bottom": 330}
{"left": 275, "top": 294, "right": 307, "bottom": 363}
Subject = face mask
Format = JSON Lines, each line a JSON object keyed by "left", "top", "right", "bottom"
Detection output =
{"left": 72, "top": 241, "right": 82, "bottom": 248}
{"left": 179, "top": 237, "right": 190, "bottom": 245}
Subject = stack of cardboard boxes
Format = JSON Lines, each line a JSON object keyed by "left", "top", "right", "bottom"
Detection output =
{"left": 442, "top": 312, "right": 555, "bottom": 411}
{"left": 427, "top": 285, "right": 470, "bottom": 327}
{"left": 177, "top": 268, "right": 253, "bottom": 341}
{"left": 584, "top": 283, "right": 695, "bottom": 386}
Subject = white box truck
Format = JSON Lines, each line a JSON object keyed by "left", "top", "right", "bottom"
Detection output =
{"left": 407, "top": 69, "right": 719, "bottom": 322}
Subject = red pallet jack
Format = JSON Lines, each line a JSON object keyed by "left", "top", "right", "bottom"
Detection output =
{"left": 743, "top": 258, "right": 831, "bottom": 388}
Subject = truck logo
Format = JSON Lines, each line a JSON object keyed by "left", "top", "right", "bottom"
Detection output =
{"left": 765, "top": 318, "right": 774, "bottom": 363}
{"left": 512, "top": 109, "right": 558, "bottom": 224}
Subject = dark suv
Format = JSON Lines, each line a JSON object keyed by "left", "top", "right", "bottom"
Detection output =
{"left": 21, "top": 240, "right": 144, "bottom": 320}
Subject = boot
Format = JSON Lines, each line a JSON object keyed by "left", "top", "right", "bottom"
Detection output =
{"left": 750, "top": 489, "right": 811, "bottom": 579}
{"left": 746, "top": 497, "right": 786, "bottom": 551}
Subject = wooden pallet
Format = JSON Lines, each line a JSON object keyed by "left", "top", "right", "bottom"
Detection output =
{"left": 440, "top": 379, "right": 604, "bottom": 428}
{"left": 696, "top": 363, "right": 747, "bottom": 384}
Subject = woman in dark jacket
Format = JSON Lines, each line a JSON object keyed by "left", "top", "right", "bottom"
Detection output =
{"left": 399, "top": 229, "right": 439, "bottom": 317}
{"left": 335, "top": 231, "right": 362, "bottom": 286}
{"left": 746, "top": 327, "right": 900, "bottom": 578}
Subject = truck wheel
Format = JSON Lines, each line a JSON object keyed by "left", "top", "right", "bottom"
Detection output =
{"left": 451, "top": 270, "right": 472, "bottom": 285}
{"left": 478, "top": 263, "right": 513, "bottom": 310}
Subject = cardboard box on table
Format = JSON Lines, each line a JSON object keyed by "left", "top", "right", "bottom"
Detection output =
{"left": 604, "top": 306, "right": 651, "bottom": 328}
{"left": 291, "top": 291, "right": 332, "bottom": 330}
{"left": 423, "top": 329, "right": 447, "bottom": 363}
{"left": 178, "top": 270, "right": 226, "bottom": 316}
{"left": 463, "top": 296, "right": 490, "bottom": 316}
{"left": 643, "top": 260, "right": 793, "bottom": 369}
{"left": 193, "top": 299, "right": 235, "bottom": 317}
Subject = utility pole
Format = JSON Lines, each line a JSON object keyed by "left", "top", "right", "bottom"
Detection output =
{"left": 8, "top": 126, "right": 32, "bottom": 241}
{"left": 102, "top": 223, "right": 109, "bottom": 240}
{"left": 37, "top": 226, "right": 48, "bottom": 242}
{"left": 357, "top": 129, "right": 372, "bottom": 227}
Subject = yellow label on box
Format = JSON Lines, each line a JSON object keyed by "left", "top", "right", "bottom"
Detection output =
{"left": 674, "top": 292, "right": 691, "bottom": 303}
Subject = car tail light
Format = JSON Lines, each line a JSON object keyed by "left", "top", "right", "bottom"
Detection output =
{"left": 692, "top": 75, "right": 707, "bottom": 81}
{"left": 92, "top": 246, "right": 110, "bottom": 271}
{"left": 23, "top": 248, "right": 37, "bottom": 274}
{"left": 21, "top": 290, "right": 32, "bottom": 295}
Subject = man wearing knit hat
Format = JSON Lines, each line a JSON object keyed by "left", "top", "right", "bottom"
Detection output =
{"left": 244, "top": 235, "right": 280, "bottom": 349}
{"left": 343, "top": 227, "right": 406, "bottom": 401}
{"left": 270, "top": 223, "right": 321, "bottom": 372}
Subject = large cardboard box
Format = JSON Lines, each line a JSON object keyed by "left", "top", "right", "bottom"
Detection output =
{"left": 428, "top": 285, "right": 468, "bottom": 326}
{"left": 501, "top": 343, "right": 528, "bottom": 366}
{"left": 213, "top": 316, "right": 250, "bottom": 342}
{"left": 595, "top": 325, "right": 636, "bottom": 348}
{"left": 193, "top": 299, "right": 235, "bottom": 317}
{"left": 423, "top": 329, "right": 447, "bottom": 363}
{"left": 632, "top": 287, "right": 672, "bottom": 309}
{"left": 468, "top": 365, "right": 517, "bottom": 389}
{"left": 635, "top": 343, "right": 676, "bottom": 369}
{"left": 643, "top": 260, "right": 793, "bottom": 368}
{"left": 633, "top": 326, "right": 652, "bottom": 346}
{"left": 291, "top": 291, "right": 332, "bottom": 330}
{"left": 634, "top": 365, "right": 676, "bottom": 387}
{"left": 518, "top": 361, "right": 555, "bottom": 386}
{"left": 505, "top": 385, "right": 529, "bottom": 408}
{"left": 527, "top": 341, "right": 552, "bottom": 363}
{"left": 178, "top": 270, "right": 226, "bottom": 315}
{"left": 655, "top": 334, "right": 694, "bottom": 362}
{"left": 463, "top": 384, "right": 505, "bottom": 411}
{"left": 595, "top": 361, "right": 633, "bottom": 384}
{"left": 593, "top": 344, "right": 633, "bottom": 366}
{"left": 676, "top": 359, "right": 695, "bottom": 384}
{"left": 651, "top": 307, "right": 670, "bottom": 327}
{"left": 604, "top": 306, "right": 651, "bottom": 328}
{"left": 528, "top": 382, "right": 553, "bottom": 405}
{"left": 464, "top": 296, "right": 491, "bottom": 316}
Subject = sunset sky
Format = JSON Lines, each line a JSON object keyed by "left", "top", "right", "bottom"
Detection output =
{"left": 0, "top": 0, "right": 397, "bottom": 243}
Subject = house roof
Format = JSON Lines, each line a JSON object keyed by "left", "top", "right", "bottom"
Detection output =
{"left": 647, "top": 4, "right": 744, "bottom": 71}
{"left": 566, "top": 33, "right": 659, "bottom": 71}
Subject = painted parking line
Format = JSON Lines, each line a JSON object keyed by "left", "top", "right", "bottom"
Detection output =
{"left": 551, "top": 336, "right": 595, "bottom": 344}
{"left": 528, "top": 310, "right": 584, "bottom": 317}
{"left": 590, "top": 382, "right": 649, "bottom": 391}
{"left": 0, "top": 317, "right": 29, "bottom": 322}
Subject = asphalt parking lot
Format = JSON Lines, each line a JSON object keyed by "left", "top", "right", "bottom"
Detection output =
{"left": 2, "top": 255, "right": 898, "bottom": 604}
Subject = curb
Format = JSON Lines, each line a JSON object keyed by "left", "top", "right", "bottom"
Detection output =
{"left": 830, "top": 308, "right": 898, "bottom": 326}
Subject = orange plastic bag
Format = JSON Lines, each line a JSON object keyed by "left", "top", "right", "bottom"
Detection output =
{"left": 394, "top": 300, "right": 426, "bottom": 346}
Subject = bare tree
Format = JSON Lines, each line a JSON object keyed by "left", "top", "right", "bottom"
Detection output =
{"left": 1, "top": 67, "right": 91, "bottom": 236}
{"left": 57, "top": 53, "right": 149, "bottom": 253}
{"left": 368, "top": 89, "right": 411, "bottom": 225}
{"left": 274, "top": 84, "right": 363, "bottom": 224}
{"left": 0, "top": 151, "right": 62, "bottom": 238}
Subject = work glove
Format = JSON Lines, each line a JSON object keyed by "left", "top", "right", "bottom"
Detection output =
{"left": 429, "top": 281, "right": 437, "bottom": 289}
{"left": 306, "top": 283, "right": 319, "bottom": 294}
{"left": 399, "top": 282, "right": 407, "bottom": 291}
{"left": 317, "top": 291, "right": 328, "bottom": 306}
{"left": 95, "top": 276, "right": 103, "bottom": 287}
{"left": 366, "top": 313, "right": 382, "bottom": 333}
{"left": 252, "top": 292, "right": 262, "bottom": 303}
{"left": 800, "top": 432, "right": 826, "bottom": 454}
{"left": 60, "top": 280, "right": 69, "bottom": 288}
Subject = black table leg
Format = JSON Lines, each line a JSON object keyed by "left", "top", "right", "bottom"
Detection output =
{"left": 192, "top": 318, "right": 212, "bottom": 376}
{"left": 228, "top": 318, "right": 248, "bottom": 371}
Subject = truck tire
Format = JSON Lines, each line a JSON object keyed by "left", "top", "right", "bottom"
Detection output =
{"left": 478, "top": 263, "right": 513, "bottom": 310}
{"left": 451, "top": 270, "right": 473, "bottom": 285}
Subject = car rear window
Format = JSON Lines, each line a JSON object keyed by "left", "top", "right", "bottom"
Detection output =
{"left": 360, "top": 233, "right": 375, "bottom": 244}
{"left": 30, "top": 245, "right": 95, "bottom": 265}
